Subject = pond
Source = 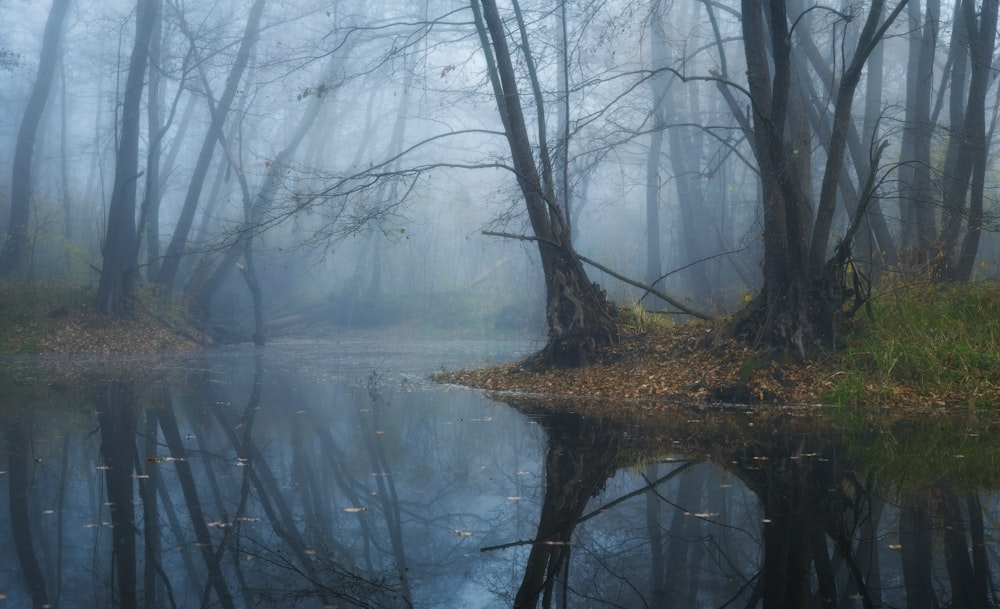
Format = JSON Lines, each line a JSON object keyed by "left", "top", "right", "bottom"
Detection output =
{"left": 1, "top": 337, "right": 999, "bottom": 608}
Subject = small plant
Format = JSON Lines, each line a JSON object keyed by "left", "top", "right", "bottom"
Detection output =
{"left": 618, "top": 300, "right": 673, "bottom": 335}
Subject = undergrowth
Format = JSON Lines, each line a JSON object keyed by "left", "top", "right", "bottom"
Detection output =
{"left": 826, "top": 281, "right": 1000, "bottom": 407}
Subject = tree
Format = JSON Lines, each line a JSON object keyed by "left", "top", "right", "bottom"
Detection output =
{"left": 935, "top": 0, "right": 998, "bottom": 280}
{"left": 0, "top": 0, "right": 72, "bottom": 278}
{"left": 154, "top": 0, "right": 267, "bottom": 294}
{"left": 472, "top": 0, "right": 615, "bottom": 367}
{"left": 95, "top": 0, "right": 158, "bottom": 317}
{"left": 726, "top": 0, "right": 906, "bottom": 357}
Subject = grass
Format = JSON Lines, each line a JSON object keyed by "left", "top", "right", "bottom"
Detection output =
{"left": 617, "top": 300, "right": 674, "bottom": 335}
{"left": 825, "top": 281, "right": 1000, "bottom": 407}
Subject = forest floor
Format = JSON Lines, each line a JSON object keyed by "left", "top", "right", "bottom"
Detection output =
{"left": 0, "top": 285, "right": 209, "bottom": 355}
{"left": 433, "top": 320, "right": 950, "bottom": 412}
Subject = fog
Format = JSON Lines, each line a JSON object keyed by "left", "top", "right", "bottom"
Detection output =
{"left": 1, "top": 0, "right": 998, "bottom": 339}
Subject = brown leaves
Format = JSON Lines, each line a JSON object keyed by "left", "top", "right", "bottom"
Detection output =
{"left": 435, "top": 321, "right": 993, "bottom": 413}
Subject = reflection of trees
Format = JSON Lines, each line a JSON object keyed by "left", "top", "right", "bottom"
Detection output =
{"left": 726, "top": 437, "right": 996, "bottom": 609}
{"left": 499, "top": 402, "right": 1000, "bottom": 609}
{"left": 3, "top": 411, "right": 51, "bottom": 609}
{"left": 96, "top": 382, "right": 140, "bottom": 609}
{"left": 496, "top": 411, "right": 623, "bottom": 609}
{"left": 7, "top": 366, "right": 1000, "bottom": 608}
{"left": 155, "top": 387, "right": 237, "bottom": 608}
{"left": 198, "top": 358, "right": 406, "bottom": 608}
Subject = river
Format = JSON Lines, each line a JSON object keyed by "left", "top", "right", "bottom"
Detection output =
{"left": 1, "top": 337, "right": 998, "bottom": 608}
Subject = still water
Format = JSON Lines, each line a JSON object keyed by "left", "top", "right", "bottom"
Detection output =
{"left": 2, "top": 338, "right": 999, "bottom": 608}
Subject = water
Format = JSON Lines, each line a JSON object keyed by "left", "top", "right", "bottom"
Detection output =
{"left": 1, "top": 337, "right": 999, "bottom": 608}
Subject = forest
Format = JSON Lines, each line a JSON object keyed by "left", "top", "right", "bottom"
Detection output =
{"left": 0, "top": 0, "right": 998, "bottom": 365}
{"left": 4, "top": 2, "right": 1000, "bottom": 607}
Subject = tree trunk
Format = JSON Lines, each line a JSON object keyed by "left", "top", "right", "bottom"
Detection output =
{"left": 0, "top": 0, "right": 72, "bottom": 278}
{"left": 139, "top": 0, "right": 164, "bottom": 281}
{"left": 899, "top": 0, "right": 939, "bottom": 266}
{"left": 730, "top": 0, "right": 905, "bottom": 357}
{"left": 473, "top": 0, "right": 615, "bottom": 368}
{"left": 155, "top": 0, "right": 267, "bottom": 293}
{"left": 952, "top": 0, "right": 998, "bottom": 280}
{"left": 95, "top": 0, "right": 157, "bottom": 317}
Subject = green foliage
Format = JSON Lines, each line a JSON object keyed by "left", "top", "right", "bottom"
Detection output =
{"left": 825, "top": 281, "right": 1000, "bottom": 407}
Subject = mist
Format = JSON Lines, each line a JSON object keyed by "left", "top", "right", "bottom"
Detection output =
{"left": 0, "top": 0, "right": 997, "bottom": 342}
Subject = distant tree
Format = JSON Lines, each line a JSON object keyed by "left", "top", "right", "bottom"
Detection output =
{"left": 0, "top": 0, "right": 72, "bottom": 278}
{"left": 95, "top": 0, "right": 158, "bottom": 317}
{"left": 897, "top": 0, "right": 940, "bottom": 266}
{"left": 935, "top": 0, "right": 998, "bottom": 280}
{"left": 472, "top": 0, "right": 616, "bottom": 367}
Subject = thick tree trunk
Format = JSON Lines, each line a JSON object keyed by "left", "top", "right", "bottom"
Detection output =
{"left": 898, "top": 0, "right": 939, "bottom": 266}
{"left": 96, "top": 0, "right": 157, "bottom": 317}
{"left": 0, "top": 0, "right": 72, "bottom": 278}
{"left": 730, "top": 0, "right": 904, "bottom": 358}
{"left": 473, "top": 0, "right": 614, "bottom": 368}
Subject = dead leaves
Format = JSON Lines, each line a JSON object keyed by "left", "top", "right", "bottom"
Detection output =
{"left": 436, "top": 322, "right": 996, "bottom": 413}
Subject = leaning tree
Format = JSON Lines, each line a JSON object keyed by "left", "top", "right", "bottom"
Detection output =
{"left": 471, "top": 0, "right": 616, "bottom": 368}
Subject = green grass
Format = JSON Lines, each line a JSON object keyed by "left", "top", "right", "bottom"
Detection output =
{"left": 825, "top": 281, "right": 1000, "bottom": 407}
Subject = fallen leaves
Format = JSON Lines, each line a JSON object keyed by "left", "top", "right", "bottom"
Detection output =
{"left": 435, "top": 321, "right": 997, "bottom": 414}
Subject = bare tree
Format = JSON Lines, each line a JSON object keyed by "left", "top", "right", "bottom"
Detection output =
{"left": 472, "top": 0, "right": 616, "bottom": 367}
{"left": 724, "top": 0, "right": 906, "bottom": 357}
{"left": 0, "top": 0, "right": 72, "bottom": 278}
{"left": 154, "top": 0, "right": 267, "bottom": 293}
{"left": 95, "top": 0, "right": 158, "bottom": 317}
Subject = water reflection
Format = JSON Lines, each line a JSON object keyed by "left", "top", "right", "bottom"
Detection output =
{"left": 2, "top": 342, "right": 1000, "bottom": 608}
{"left": 498, "top": 401, "right": 1000, "bottom": 609}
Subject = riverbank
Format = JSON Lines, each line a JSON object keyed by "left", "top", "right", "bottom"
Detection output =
{"left": 0, "top": 282, "right": 207, "bottom": 355}
{"left": 4, "top": 280, "right": 997, "bottom": 411}
{"left": 436, "top": 282, "right": 1000, "bottom": 411}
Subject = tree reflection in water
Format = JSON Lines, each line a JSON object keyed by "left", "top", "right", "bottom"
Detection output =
{"left": 2, "top": 350, "right": 1000, "bottom": 608}
{"left": 496, "top": 401, "right": 1000, "bottom": 609}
